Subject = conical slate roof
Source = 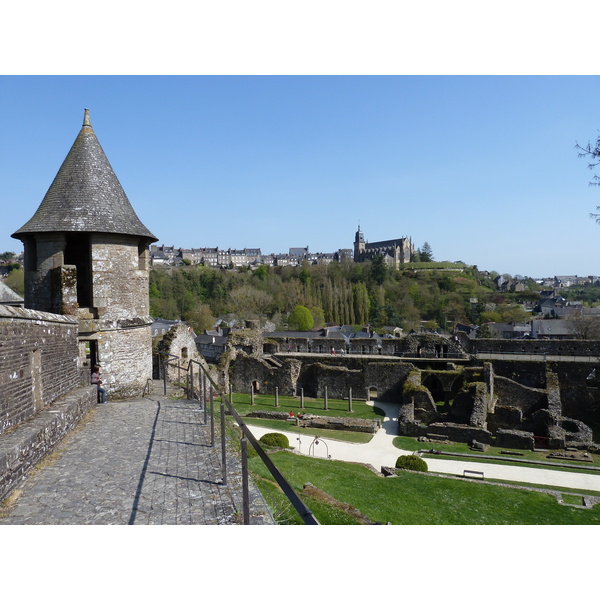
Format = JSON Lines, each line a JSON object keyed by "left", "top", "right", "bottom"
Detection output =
{"left": 12, "top": 109, "right": 158, "bottom": 243}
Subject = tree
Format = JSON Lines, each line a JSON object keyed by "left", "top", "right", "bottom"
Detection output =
{"left": 369, "top": 254, "right": 388, "bottom": 286}
{"left": 308, "top": 305, "right": 325, "bottom": 329}
{"left": 576, "top": 132, "right": 600, "bottom": 222}
{"left": 287, "top": 305, "right": 314, "bottom": 331}
{"left": 576, "top": 132, "right": 600, "bottom": 187}
{"left": 419, "top": 241, "right": 434, "bottom": 262}
{"left": 183, "top": 303, "right": 215, "bottom": 333}
{"left": 253, "top": 264, "right": 268, "bottom": 281}
{"left": 567, "top": 308, "right": 600, "bottom": 340}
{"left": 229, "top": 285, "right": 273, "bottom": 320}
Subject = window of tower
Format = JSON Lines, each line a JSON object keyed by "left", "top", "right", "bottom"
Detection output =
{"left": 64, "top": 233, "right": 92, "bottom": 308}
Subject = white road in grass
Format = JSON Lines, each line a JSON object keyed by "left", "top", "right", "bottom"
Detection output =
{"left": 245, "top": 400, "right": 600, "bottom": 493}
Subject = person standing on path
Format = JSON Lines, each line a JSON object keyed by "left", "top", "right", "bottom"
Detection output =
{"left": 91, "top": 364, "right": 107, "bottom": 403}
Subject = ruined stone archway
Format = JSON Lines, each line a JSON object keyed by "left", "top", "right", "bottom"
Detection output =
{"left": 422, "top": 374, "right": 445, "bottom": 406}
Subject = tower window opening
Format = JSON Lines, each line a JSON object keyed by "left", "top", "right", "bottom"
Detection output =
{"left": 64, "top": 233, "right": 92, "bottom": 307}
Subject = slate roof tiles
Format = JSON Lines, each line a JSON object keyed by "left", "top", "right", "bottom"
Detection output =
{"left": 12, "top": 109, "right": 157, "bottom": 243}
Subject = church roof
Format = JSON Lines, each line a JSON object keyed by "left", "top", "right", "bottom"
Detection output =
{"left": 12, "top": 109, "right": 158, "bottom": 243}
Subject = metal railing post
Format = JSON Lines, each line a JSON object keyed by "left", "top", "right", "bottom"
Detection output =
{"left": 220, "top": 403, "right": 227, "bottom": 486}
{"left": 210, "top": 388, "right": 215, "bottom": 447}
{"left": 203, "top": 374, "right": 208, "bottom": 424}
{"left": 241, "top": 437, "right": 250, "bottom": 525}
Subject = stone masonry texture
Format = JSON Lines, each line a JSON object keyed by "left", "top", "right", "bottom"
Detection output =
{"left": 0, "top": 392, "right": 275, "bottom": 525}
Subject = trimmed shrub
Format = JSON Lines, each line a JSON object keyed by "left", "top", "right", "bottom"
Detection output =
{"left": 260, "top": 432, "right": 289, "bottom": 448}
{"left": 395, "top": 454, "right": 428, "bottom": 472}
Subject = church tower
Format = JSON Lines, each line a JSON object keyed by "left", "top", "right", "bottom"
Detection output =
{"left": 12, "top": 109, "right": 158, "bottom": 398}
{"left": 353, "top": 225, "right": 365, "bottom": 261}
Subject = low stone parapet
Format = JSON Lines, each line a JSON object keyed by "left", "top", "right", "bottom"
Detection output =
{"left": 0, "top": 386, "right": 97, "bottom": 502}
{"left": 246, "top": 410, "right": 380, "bottom": 433}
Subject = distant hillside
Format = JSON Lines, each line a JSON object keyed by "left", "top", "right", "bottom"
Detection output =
{"left": 149, "top": 258, "right": 541, "bottom": 334}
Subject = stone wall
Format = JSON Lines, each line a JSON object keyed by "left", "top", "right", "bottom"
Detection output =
{"left": 230, "top": 353, "right": 415, "bottom": 401}
{"left": 493, "top": 375, "right": 547, "bottom": 415}
{"left": 467, "top": 337, "right": 600, "bottom": 357}
{"left": 91, "top": 234, "right": 150, "bottom": 320}
{"left": 96, "top": 324, "right": 153, "bottom": 398}
{"left": 156, "top": 321, "right": 217, "bottom": 393}
{"left": 0, "top": 306, "right": 80, "bottom": 434}
{"left": 0, "top": 385, "right": 96, "bottom": 501}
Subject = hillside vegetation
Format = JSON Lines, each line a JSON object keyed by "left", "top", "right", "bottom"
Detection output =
{"left": 149, "top": 258, "right": 541, "bottom": 333}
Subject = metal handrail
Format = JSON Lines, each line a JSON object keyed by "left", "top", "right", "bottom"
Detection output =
{"left": 153, "top": 350, "right": 319, "bottom": 525}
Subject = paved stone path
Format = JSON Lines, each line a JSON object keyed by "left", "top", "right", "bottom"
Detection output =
{"left": 0, "top": 393, "right": 274, "bottom": 525}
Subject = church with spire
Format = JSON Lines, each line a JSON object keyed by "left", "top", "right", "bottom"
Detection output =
{"left": 12, "top": 109, "right": 158, "bottom": 398}
{"left": 353, "top": 225, "right": 413, "bottom": 269}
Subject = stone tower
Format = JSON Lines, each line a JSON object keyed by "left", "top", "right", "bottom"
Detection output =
{"left": 353, "top": 225, "right": 365, "bottom": 260}
{"left": 12, "top": 109, "right": 158, "bottom": 398}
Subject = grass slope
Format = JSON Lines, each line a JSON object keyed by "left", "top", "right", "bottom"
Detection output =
{"left": 251, "top": 451, "right": 600, "bottom": 525}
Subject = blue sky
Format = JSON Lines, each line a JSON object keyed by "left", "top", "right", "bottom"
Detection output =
{"left": 2, "top": 75, "right": 599, "bottom": 278}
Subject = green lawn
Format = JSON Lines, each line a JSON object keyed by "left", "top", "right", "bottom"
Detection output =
{"left": 250, "top": 451, "right": 600, "bottom": 525}
{"left": 242, "top": 416, "right": 373, "bottom": 443}
{"left": 393, "top": 435, "right": 600, "bottom": 473}
{"left": 226, "top": 392, "right": 384, "bottom": 421}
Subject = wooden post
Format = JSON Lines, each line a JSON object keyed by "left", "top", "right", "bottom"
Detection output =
{"left": 301, "top": 388, "right": 305, "bottom": 409}
{"left": 349, "top": 387, "right": 353, "bottom": 412}
{"left": 324, "top": 386, "right": 328, "bottom": 410}
{"left": 251, "top": 385, "right": 255, "bottom": 405}
{"left": 275, "top": 386, "right": 279, "bottom": 408}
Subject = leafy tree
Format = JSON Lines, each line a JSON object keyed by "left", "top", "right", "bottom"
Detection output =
{"left": 287, "top": 305, "right": 314, "bottom": 331}
{"left": 183, "top": 303, "right": 215, "bottom": 333}
{"left": 253, "top": 264, "right": 268, "bottom": 281}
{"left": 229, "top": 285, "right": 273, "bottom": 320}
{"left": 369, "top": 254, "right": 388, "bottom": 286}
{"left": 419, "top": 241, "right": 434, "bottom": 262}
{"left": 299, "top": 268, "right": 311, "bottom": 286}
{"left": 308, "top": 305, "right": 326, "bottom": 329}
{"left": 476, "top": 323, "right": 493, "bottom": 338}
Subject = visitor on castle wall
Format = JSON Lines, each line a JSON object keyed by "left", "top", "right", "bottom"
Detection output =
{"left": 92, "top": 365, "right": 107, "bottom": 403}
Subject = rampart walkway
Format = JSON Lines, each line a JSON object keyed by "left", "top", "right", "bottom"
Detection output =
{"left": 0, "top": 391, "right": 274, "bottom": 525}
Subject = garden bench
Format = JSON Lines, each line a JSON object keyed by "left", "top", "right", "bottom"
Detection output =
{"left": 463, "top": 469, "right": 484, "bottom": 480}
